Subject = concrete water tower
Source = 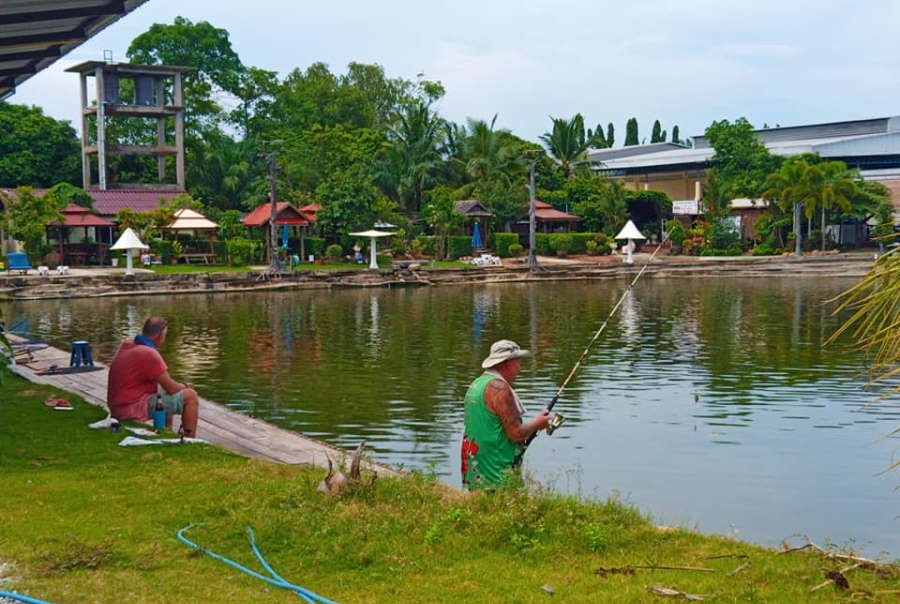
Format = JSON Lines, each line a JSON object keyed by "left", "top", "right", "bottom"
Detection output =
{"left": 66, "top": 61, "right": 192, "bottom": 191}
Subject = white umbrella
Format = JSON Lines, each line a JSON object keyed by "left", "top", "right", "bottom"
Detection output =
{"left": 614, "top": 220, "right": 645, "bottom": 264}
{"left": 111, "top": 227, "right": 149, "bottom": 275}
{"left": 348, "top": 229, "right": 395, "bottom": 269}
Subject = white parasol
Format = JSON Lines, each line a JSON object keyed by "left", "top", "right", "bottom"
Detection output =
{"left": 111, "top": 227, "right": 149, "bottom": 275}
{"left": 614, "top": 220, "right": 645, "bottom": 264}
{"left": 348, "top": 229, "right": 395, "bottom": 269}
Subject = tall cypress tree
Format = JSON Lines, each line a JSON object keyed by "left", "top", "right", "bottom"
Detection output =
{"left": 672, "top": 125, "right": 680, "bottom": 144}
{"left": 606, "top": 122, "right": 615, "bottom": 147}
{"left": 651, "top": 120, "right": 662, "bottom": 143}
{"left": 661, "top": 129, "right": 667, "bottom": 142}
{"left": 624, "top": 117, "right": 639, "bottom": 146}
{"left": 587, "top": 123, "right": 607, "bottom": 148}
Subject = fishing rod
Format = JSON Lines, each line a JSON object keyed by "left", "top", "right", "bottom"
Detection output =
{"left": 515, "top": 233, "right": 671, "bottom": 464}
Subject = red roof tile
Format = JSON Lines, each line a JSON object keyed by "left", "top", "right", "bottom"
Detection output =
{"left": 243, "top": 202, "right": 310, "bottom": 227}
{"left": 48, "top": 204, "right": 115, "bottom": 227}
{"left": 1, "top": 188, "right": 179, "bottom": 217}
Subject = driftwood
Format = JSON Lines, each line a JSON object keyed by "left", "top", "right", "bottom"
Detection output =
{"left": 701, "top": 553, "right": 748, "bottom": 560}
{"left": 646, "top": 585, "right": 710, "bottom": 600}
{"left": 809, "top": 563, "right": 862, "bottom": 592}
{"left": 778, "top": 539, "right": 883, "bottom": 569}
{"left": 727, "top": 562, "right": 751, "bottom": 576}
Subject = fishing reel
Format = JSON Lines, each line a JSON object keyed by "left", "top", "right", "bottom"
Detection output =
{"left": 546, "top": 413, "right": 565, "bottom": 435}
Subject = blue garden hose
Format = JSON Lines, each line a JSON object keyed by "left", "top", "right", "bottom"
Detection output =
{"left": 0, "top": 591, "right": 56, "bottom": 604}
{"left": 176, "top": 524, "right": 339, "bottom": 604}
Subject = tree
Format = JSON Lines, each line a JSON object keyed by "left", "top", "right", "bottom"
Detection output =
{"left": 804, "top": 161, "right": 856, "bottom": 250}
{"left": 0, "top": 187, "right": 65, "bottom": 259}
{"left": 188, "top": 131, "right": 267, "bottom": 211}
{"left": 762, "top": 157, "right": 813, "bottom": 254}
{"left": 587, "top": 123, "right": 607, "bottom": 148}
{"left": 43, "top": 183, "right": 94, "bottom": 210}
{"left": 651, "top": 120, "right": 663, "bottom": 143}
{"left": 672, "top": 125, "right": 681, "bottom": 144}
{"left": 422, "top": 186, "right": 462, "bottom": 259}
{"left": 376, "top": 100, "right": 445, "bottom": 211}
{"left": 540, "top": 114, "right": 590, "bottom": 177}
{"left": 704, "top": 118, "right": 781, "bottom": 204}
{"left": 315, "top": 168, "right": 393, "bottom": 238}
{"left": 606, "top": 123, "right": 615, "bottom": 147}
{"left": 567, "top": 175, "right": 628, "bottom": 233}
{"left": 0, "top": 103, "right": 80, "bottom": 187}
{"left": 127, "top": 17, "right": 248, "bottom": 132}
{"left": 624, "top": 118, "right": 639, "bottom": 146}
{"left": 455, "top": 115, "right": 514, "bottom": 182}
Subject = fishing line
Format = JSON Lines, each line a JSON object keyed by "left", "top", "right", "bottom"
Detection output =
{"left": 515, "top": 233, "right": 671, "bottom": 463}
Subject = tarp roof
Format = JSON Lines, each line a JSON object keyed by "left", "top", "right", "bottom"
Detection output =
{"left": 165, "top": 208, "right": 218, "bottom": 230}
{"left": 243, "top": 202, "right": 310, "bottom": 227}
{"left": 47, "top": 203, "right": 114, "bottom": 227}
{"left": 0, "top": 0, "right": 150, "bottom": 100}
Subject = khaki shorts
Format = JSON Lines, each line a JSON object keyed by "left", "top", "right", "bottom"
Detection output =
{"left": 147, "top": 390, "right": 186, "bottom": 417}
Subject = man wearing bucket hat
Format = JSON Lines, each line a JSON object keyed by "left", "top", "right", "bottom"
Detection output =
{"left": 461, "top": 339, "right": 550, "bottom": 489}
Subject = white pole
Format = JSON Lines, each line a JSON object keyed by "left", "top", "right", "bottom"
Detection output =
{"left": 625, "top": 239, "right": 634, "bottom": 264}
{"left": 125, "top": 249, "right": 134, "bottom": 275}
{"left": 369, "top": 238, "right": 378, "bottom": 269}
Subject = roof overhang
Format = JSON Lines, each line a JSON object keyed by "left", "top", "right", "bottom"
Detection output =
{"left": 0, "top": 0, "right": 150, "bottom": 100}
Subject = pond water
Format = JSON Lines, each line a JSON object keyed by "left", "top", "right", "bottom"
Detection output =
{"left": 3, "top": 278, "right": 898, "bottom": 557}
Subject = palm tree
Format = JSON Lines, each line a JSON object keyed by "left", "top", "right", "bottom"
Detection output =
{"left": 805, "top": 161, "right": 856, "bottom": 250}
{"left": 457, "top": 115, "right": 513, "bottom": 181}
{"left": 376, "top": 100, "right": 445, "bottom": 211}
{"left": 762, "top": 158, "right": 814, "bottom": 255}
{"left": 539, "top": 114, "right": 590, "bottom": 177}
{"left": 188, "top": 133, "right": 266, "bottom": 211}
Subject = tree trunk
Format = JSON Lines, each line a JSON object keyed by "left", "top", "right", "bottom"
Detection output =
{"left": 821, "top": 205, "right": 826, "bottom": 251}
{"left": 793, "top": 203, "right": 803, "bottom": 257}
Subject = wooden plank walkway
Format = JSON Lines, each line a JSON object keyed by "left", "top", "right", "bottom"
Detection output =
{"left": 7, "top": 335, "right": 399, "bottom": 476}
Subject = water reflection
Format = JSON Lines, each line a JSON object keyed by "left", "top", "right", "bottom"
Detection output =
{"left": 3, "top": 278, "right": 898, "bottom": 556}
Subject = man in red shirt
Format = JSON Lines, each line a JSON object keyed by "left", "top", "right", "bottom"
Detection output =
{"left": 107, "top": 316, "right": 199, "bottom": 437}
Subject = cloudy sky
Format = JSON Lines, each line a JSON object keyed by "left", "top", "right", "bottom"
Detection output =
{"left": 9, "top": 0, "right": 900, "bottom": 144}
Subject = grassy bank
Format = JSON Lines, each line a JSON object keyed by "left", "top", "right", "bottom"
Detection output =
{"left": 1, "top": 375, "right": 896, "bottom": 603}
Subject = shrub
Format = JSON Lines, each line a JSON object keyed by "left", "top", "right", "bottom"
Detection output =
{"left": 492, "top": 232, "right": 519, "bottom": 257}
{"left": 225, "top": 237, "right": 258, "bottom": 266}
{"left": 391, "top": 229, "right": 408, "bottom": 256}
{"left": 150, "top": 240, "right": 175, "bottom": 263}
{"left": 508, "top": 243, "right": 524, "bottom": 257}
{"left": 305, "top": 237, "right": 325, "bottom": 259}
{"left": 585, "top": 240, "right": 598, "bottom": 255}
{"left": 665, "top": 219, "right": 686, "bottom": 246}
{"left": 448, "top": 236, "right": 473, "bottom": 260}
{"left": 751, "top": 242, "right": 776, "bottom": 256}
{"left": 415, "top": 236, "right": 437, "bottom": 257}
{"left": 409, "top": 238, "right": 423, "bottom": 258}
{"left": 535, "top": 234, "right": 553, "bottom": 256}
{"left": 708, "top": 219, "right": 740, "bottom": 250}
{"left": 325, "top": 244, "right": 343, "bottom": 262}
{"left": 554, "top": 234, "right": 573, "bottom": 255}
{"left": 569, "top": 233, "right": 595, "bottom": 254}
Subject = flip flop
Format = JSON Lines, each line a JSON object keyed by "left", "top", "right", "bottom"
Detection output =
{"left": 43, "top": 397, "right": 73, "bottom": 410}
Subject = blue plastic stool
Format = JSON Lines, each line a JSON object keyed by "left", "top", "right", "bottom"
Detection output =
{"left": 70, "top": 340, "right": 94, "bottom": 367}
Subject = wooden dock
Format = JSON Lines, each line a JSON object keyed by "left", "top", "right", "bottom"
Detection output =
{"left": 8, "top": 335, "right": 399, "bottom": 476}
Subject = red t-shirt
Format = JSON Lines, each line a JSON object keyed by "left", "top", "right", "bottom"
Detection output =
{"left": 107, "top": 339, "right": 167, "bottom": 420}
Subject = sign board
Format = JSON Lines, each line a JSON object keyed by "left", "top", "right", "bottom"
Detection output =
{"left": 672, "top": 200, "right": 700, "bottom": 215}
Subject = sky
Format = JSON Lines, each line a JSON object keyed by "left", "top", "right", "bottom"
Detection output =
{"left": 9, "top": 0, "right": 900, "bottom": 144}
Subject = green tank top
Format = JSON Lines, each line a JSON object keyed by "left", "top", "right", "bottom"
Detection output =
{"left": 461, "top": 373, "right": 524, "bottom": 489}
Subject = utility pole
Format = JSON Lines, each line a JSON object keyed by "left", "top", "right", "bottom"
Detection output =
{"left": 267, "top": 153, "right": 283, "bottom": 274}
{"left": 528, "top": 159, "right": 538, "bottom": 269}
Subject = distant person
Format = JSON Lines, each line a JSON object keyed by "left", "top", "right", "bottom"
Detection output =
{"left": 107, "top": 317, "right": 199, "bottom": 437}
{"left": 353, "top": 244, "right": 365, "bottom": 264}
{"left": 461, "top": 340, "right": 550, "bottom": 489}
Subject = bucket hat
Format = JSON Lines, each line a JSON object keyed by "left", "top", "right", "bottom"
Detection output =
{"left": 481, "top": 339, "right": 531, "bottom": 369}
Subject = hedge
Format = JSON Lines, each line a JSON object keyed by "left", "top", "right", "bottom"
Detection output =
{"left": 448, "top": 236, "right": 472, "bottom": 260}
{"left": 533, "top": 232, "right": 610, "bottom": 256}
{"left": 492, "top": 232, "right": 519, "bottom": 257}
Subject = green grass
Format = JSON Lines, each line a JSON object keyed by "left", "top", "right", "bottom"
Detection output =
{"left": 1, "top": 374, "right": 896, "bottom": 603}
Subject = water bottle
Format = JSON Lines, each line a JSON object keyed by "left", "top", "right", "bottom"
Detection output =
{"left": 152, "top": 399, "right": 166, "bottom": 431}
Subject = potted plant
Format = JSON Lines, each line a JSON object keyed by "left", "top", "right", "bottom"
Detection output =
{"left": 555, "top": 234, "right": 573, "bottom": 258}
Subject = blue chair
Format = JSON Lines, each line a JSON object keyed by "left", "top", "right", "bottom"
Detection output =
{"left": 6, "top": 252, "right": 31, "bottom": 274}
{"left": 70, "top": 340, "right": 94, "bottom": 367}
